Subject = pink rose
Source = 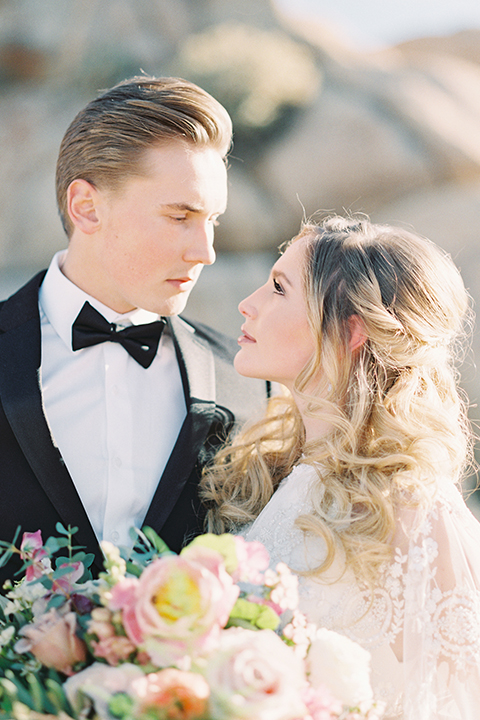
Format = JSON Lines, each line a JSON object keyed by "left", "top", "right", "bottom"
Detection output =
{"left": 16, "top": 607, "right": 87, "bottom": 675}
{"left": 132, "top": 669, "right": 210, "bottom": 720}
{"left": 201, "top": 627, "right": 307, "bottom": 720}
{"left": 109, "top": 548, "right": 239, "bottom": 666}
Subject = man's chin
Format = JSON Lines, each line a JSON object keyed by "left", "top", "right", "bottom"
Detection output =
{"left": 159, "top": 292, "right": 192, "bottom": 318}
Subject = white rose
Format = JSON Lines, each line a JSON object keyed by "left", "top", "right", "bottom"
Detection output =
{"left": 307, "top": 628, "right": 374, "bottom": 708}
{"left": 201, "top": 627, "right": 307, "bottom": 720}
{"left": 64, "top": 662, "right": 144, "bottom": 720}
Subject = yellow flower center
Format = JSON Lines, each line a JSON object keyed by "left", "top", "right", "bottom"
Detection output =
{"left": 152, "top": 571, "right": 202, "bottom": 624}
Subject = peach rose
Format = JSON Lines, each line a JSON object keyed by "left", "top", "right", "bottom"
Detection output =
{"left": 16, "top": 607, "right": 87, "bottom": 675}
{"left": 132, "top": 668, "right": 210, "bottom": 720}
{"left": 109, "top": 547, "right": 239, "bottom": 666}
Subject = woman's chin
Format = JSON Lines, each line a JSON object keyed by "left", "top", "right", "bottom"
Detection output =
{"left": 234, "top": 351, "right": 261, "bottom": 380}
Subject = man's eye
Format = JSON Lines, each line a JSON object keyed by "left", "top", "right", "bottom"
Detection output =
{"left": 171, "top": 216, "right": 187, "bottom": 222}
{"left": 273, "top": 278, "right": 284, "bottom": 294}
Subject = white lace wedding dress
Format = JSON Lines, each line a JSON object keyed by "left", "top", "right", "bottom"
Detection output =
{"left": 238, "top": 464, "right": 480, "bottom": 719}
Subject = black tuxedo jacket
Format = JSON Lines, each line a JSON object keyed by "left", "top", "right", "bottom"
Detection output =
{"left": 0, "top": 271, "right": 268, "bottom": 584}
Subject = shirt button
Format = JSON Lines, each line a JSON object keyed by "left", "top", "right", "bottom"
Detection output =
{"left": 112, "top": 385, "right": 119, "bottom": 395}
{"left": 110, "top": 531, "right": 120, "bottom": 543}
{"left": 114, "top": 457, "right": 122, "bottom": 468}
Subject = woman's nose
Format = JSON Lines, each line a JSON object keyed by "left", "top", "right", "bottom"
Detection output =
{"left": 238, "top": 293, "right": 257, "bottom": 319}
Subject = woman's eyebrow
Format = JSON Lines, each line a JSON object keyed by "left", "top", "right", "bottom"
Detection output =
{"left": 272, "top": 269, "right": 293, "bottom": 287}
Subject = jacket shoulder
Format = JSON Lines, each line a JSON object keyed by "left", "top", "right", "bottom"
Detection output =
{"left": 179, "top": 316, "right": 238, "bottom": 358}
{"left": 179, "top": 315, "right": 269, "bottom": 425}
{"left": 0, "top": 271, "right": 46, "bottom": 331}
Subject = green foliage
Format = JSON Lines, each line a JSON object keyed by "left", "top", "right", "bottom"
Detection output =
{"left": 227, "top": 597, "right": 280, "bottom": 631}
{"left": 124, "top": 526, "right": 174, "bottom": 577}
{"left": 0, "top": 668, "right": 73, "bottom": 717}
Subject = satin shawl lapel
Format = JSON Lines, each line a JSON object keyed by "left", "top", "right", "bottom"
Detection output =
{"left": 0, "top": 273, "right": 102, "bottom": 568}
{"left": 143, "top": 316, "right": 216, "bottom": 530}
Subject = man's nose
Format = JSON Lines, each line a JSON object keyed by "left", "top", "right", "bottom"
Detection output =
{"left": 183, "top": 223, "right": 216, "bottom": 266}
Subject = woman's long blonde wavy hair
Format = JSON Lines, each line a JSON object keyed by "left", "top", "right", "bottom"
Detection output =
{"left": 200, "top": 216, "right": 473, "bottom": 586}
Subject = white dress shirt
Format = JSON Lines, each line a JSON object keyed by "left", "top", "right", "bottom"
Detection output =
{"left": 38, "top": 251, "right": 186, "bottom": 547}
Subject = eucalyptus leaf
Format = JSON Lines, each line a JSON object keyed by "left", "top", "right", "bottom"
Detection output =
{"left": 46, "top": 594, "right": 67, "bottom": 611}
{"left": 52, "top": 564, "right": 77, "bottom": 577}
{"left": 44, "top": 536, "right": 70, "bottom": 553}
{"left": 141, "top": 526, "right": 174, "bottom": 555}
{"left": 55, "top": 522, "right": 70, "bottom": 536}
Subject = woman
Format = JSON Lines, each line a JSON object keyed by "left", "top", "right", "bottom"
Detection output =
{"left": 200, "top": 216, "right": 480, "bottom": 719}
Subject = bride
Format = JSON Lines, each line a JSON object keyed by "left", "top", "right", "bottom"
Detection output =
{"left": 200, "top": 215, "right": 480, "bottom": 719}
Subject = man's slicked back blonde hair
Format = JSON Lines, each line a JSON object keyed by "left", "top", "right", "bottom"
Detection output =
{"left": 56, "top": 75, "right": 233, "bottom": 237}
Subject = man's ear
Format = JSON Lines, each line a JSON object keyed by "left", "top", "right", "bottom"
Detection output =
{"left": 67, "top": 179, "right": 101, "bottom": 234}
{"left": 348, "top": 314, "right": 367, "bottom": 352}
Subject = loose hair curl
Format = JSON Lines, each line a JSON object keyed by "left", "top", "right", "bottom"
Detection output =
{"left": 201, "top": 216, "right": 473, "bottom": 587}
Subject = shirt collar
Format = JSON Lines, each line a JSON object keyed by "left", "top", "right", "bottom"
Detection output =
{"left": 38, "top": 250, "right": 161, "bottom": 350}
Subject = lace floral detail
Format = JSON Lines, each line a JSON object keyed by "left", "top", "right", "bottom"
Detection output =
{"left": 238, "top": 464, "right": 326, "bottom": 570}
{"left": 238, "top": 464, "right": 480, "bottom": 718}
{"left": 431, "top": 589, "right": 480, "bottom": 667}
{"left": 243, "top": 491, "right": 311, "bottom": 571}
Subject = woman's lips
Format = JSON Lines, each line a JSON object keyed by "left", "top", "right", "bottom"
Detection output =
{"left": 238, "top": 326, "right": 256, "bottom": 344}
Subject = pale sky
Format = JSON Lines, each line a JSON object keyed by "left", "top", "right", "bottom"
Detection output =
{"left": 275, "top": 0, "right": 480, "bottom": 49}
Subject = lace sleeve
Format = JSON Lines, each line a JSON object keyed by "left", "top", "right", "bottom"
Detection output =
{"left": 391, "top": 480, "right": 480, "bottom": 719}
{"left": 238, "top": 466, "right": 480, "bottom": 718}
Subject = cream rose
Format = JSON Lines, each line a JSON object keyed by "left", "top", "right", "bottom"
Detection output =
{"left": 64, "top": 662, "right": 144, "bottom": 720}
{"left": 307, "top": 628, "right": 374, "bottom": 708}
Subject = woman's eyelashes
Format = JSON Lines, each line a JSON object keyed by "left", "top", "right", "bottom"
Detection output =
{"left": 273, "top": 277, "right": 284, "bottom": 295}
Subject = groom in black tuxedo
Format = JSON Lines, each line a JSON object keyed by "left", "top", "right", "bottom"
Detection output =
{"left": 0, "top": 76, "right": 267, "bottom": 584}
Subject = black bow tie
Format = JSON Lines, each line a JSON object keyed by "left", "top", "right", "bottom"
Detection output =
{"left": 72, "top": 301, "right": 166, "bottom": 369}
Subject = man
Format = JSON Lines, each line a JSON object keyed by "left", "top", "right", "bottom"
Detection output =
{"left": 0, "top": 76, "right": 267, "bottom": 584}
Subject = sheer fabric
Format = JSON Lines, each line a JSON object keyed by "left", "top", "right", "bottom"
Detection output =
{"left": 238, "top": 464, "right": 480, "bottom": 719}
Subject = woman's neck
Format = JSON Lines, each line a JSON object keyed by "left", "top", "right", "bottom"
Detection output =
{"left": 301, "top": 414, "right": 334, "bottom": 444}
{"left": 291, "top": 383, "right": 335, "bottom": 444}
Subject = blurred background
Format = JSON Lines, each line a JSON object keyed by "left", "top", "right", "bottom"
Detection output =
{"left": 1, "top": 0, "right": 480, "bottom": 501}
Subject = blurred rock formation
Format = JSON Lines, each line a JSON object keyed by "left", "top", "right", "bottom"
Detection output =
{"left": 1, "top": 0, "right": 480, "bottom": 424}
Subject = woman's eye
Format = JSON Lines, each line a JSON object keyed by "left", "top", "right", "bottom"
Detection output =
{"left": 273, "top": 278, "right": 284, "bottom": 294}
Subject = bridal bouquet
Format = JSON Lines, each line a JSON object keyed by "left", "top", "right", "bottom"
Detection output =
{"left": 0, "top": 525, "right": 384, "bottom": 720}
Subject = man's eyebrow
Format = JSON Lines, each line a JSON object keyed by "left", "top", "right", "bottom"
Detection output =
{"left": 160, "top": 202, "right": 204, "bottom": 213}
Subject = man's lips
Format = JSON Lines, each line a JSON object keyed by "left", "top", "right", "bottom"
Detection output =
{"left": 166, "top": 277, "right": 196, "bottom": 290}
{"left": 238, "top": 326, "right": 256, "bottom": 344}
